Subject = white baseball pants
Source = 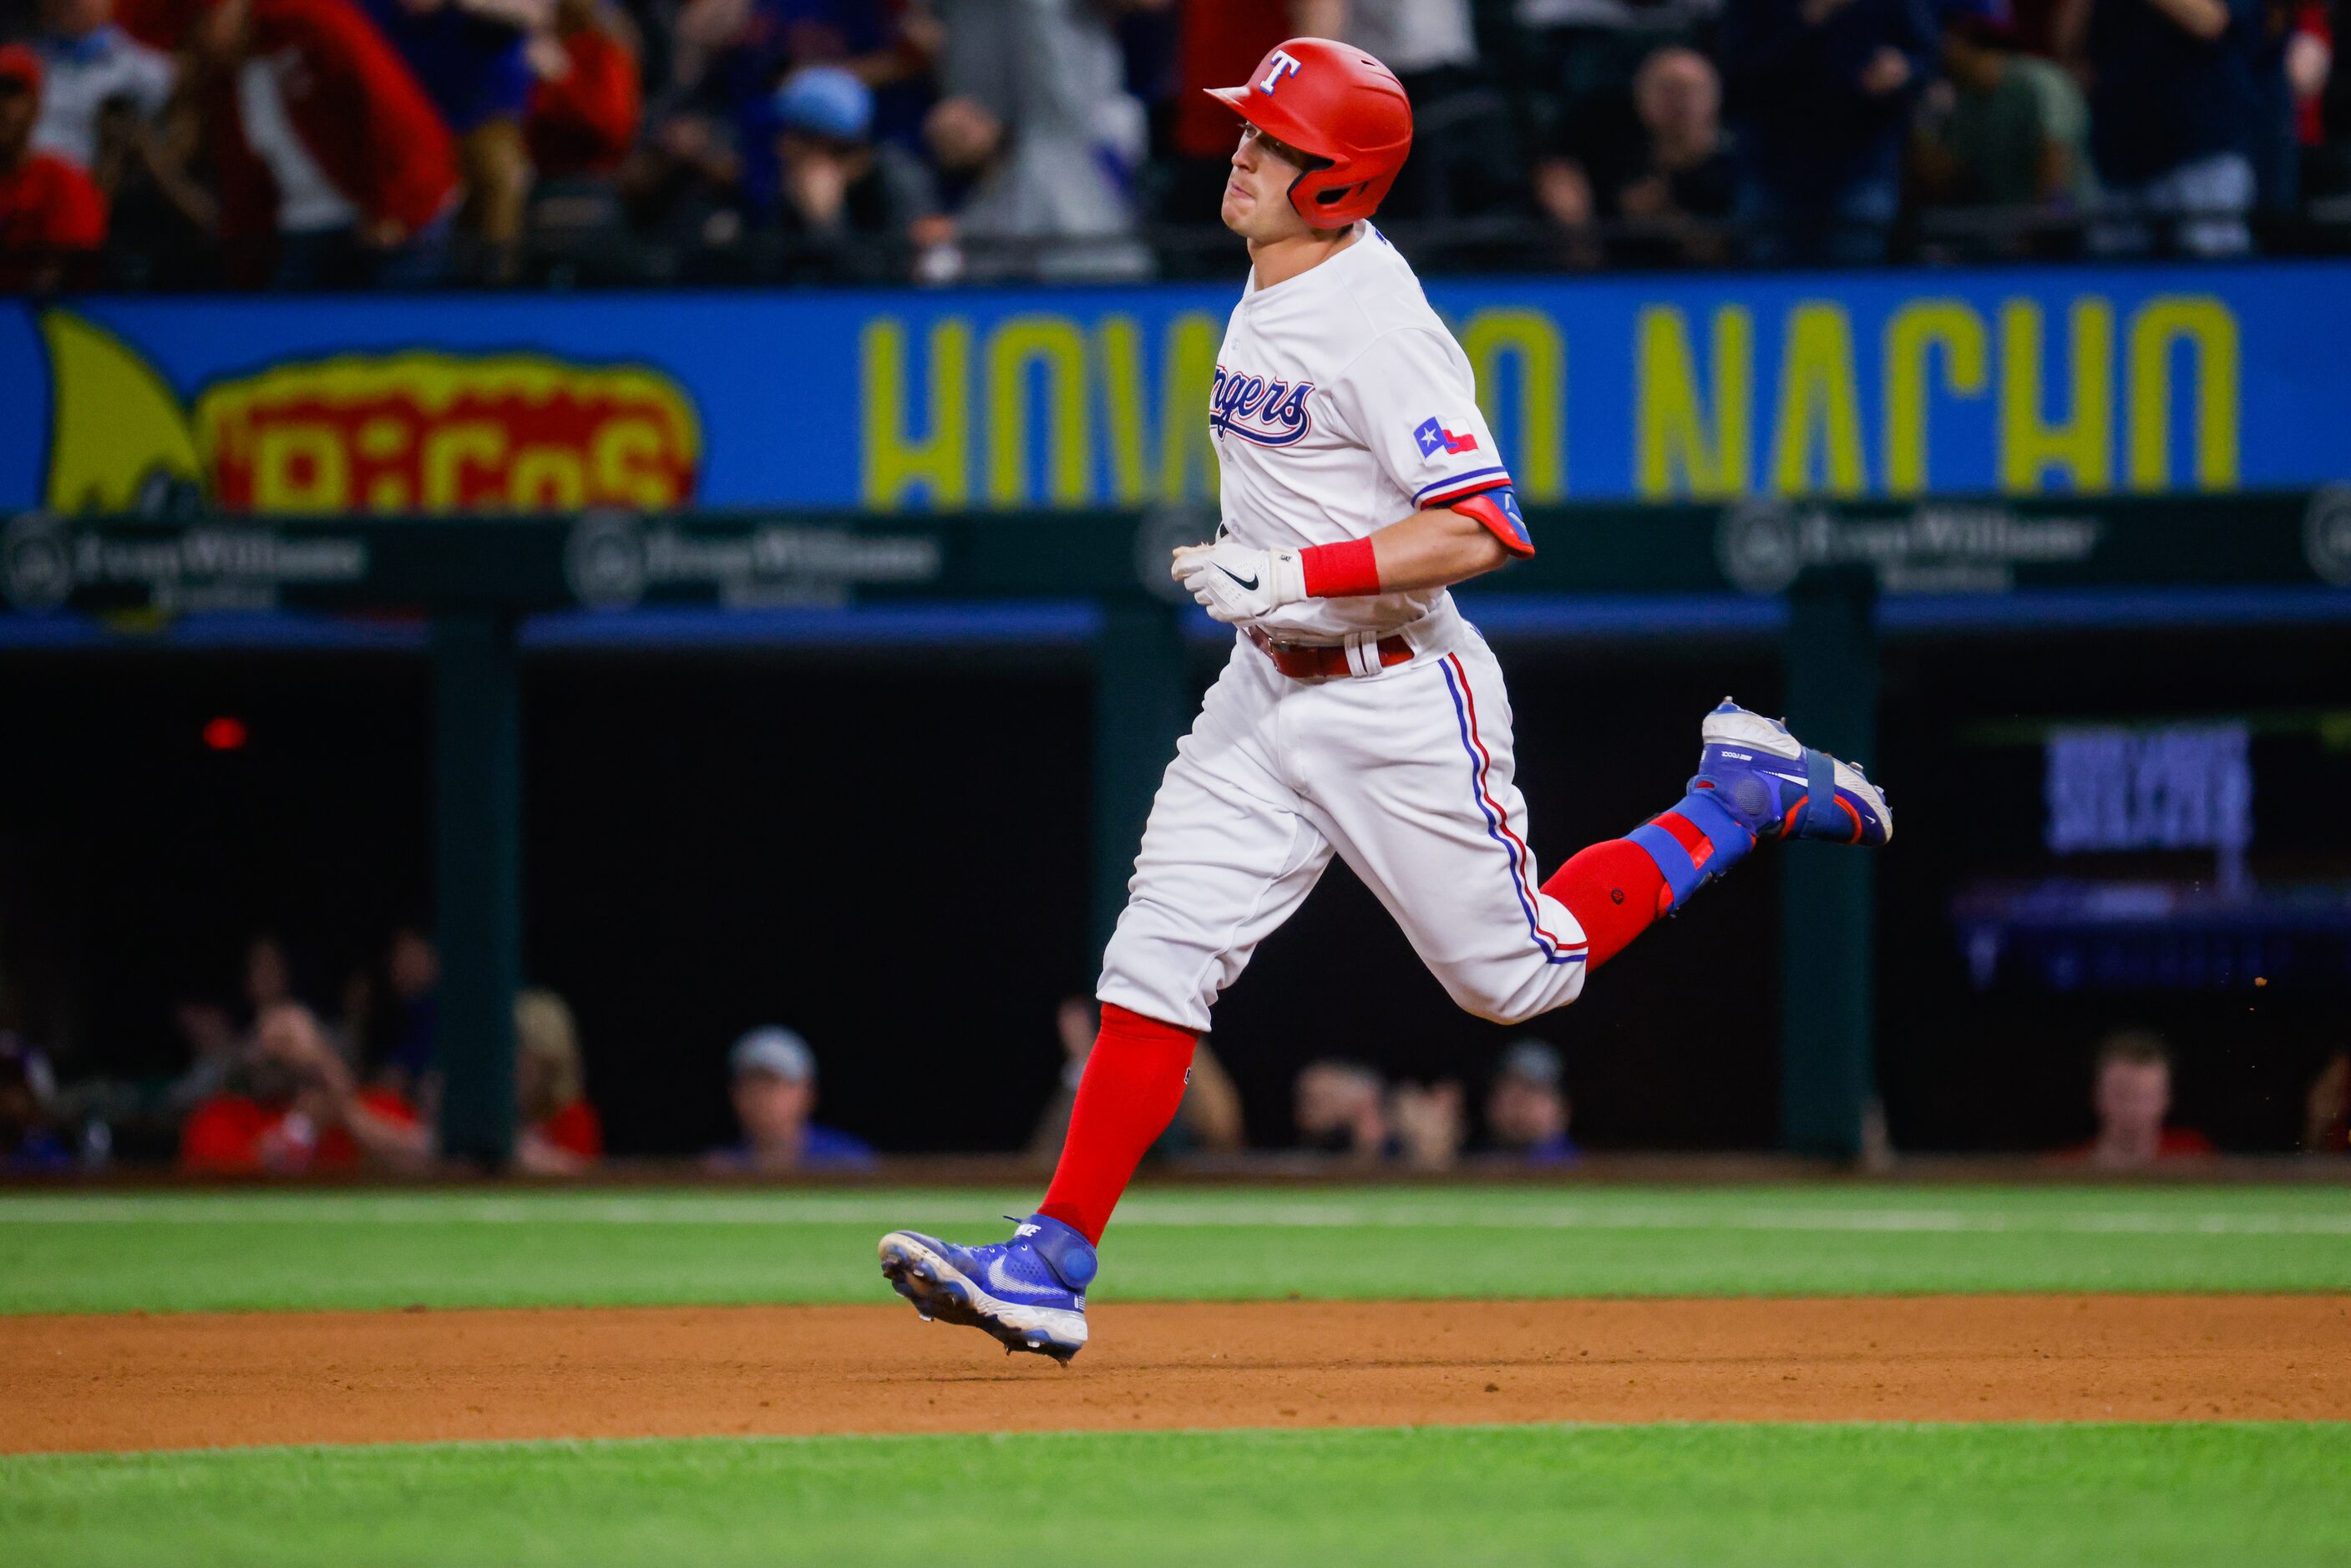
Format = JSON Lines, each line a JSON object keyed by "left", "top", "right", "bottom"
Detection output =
{"left": 1097, "top": 603, "right": 1589, "bottom": 1032}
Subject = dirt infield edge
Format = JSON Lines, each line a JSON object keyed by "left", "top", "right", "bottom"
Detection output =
{"left": 5, "top": 1293, "right": 2346, "bottom": 1454}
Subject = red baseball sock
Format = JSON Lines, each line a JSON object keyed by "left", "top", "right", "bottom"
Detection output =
{"left": 1036, "top": 1002, "right": 1198, "bottom": 1245}
{"left": 1541, "top": 836, "right": 1675, "bottom": 969}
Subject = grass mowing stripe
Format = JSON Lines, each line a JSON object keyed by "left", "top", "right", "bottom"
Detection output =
{"left": 6, "top": 1186, "right": 2351, "bottom": 1313}
{"left": 4, "top": 1423, "right": 2344, "bottom": 1568}
{"left": 6, "top": 1186, "right": 2351, "bottom": 1234}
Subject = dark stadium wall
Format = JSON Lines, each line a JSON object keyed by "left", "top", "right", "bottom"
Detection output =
{"left": 518, "top": 655, "right": 1100, "bottom": 1159}
{"left": 5, "top": 623, "right": 2343, "bottom": 1159}
{"left": 0, "top": 640, "right": 1785, "bottom": 1158}
{"left": 0, "top": 654, "right": 435, "bottom": 1091}
{"left": 1872, "top": 624, "right": 2351, "bottom": 1156}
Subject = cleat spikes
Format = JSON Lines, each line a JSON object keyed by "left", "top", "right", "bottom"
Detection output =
{"left": 877, "top": 1225, "right": 1090, "bottom": 1363}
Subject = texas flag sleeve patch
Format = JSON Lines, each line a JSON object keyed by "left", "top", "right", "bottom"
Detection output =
{"left": 1414, "top": 417, "right": 1478, "bottom": 457}
{"left": 1339, "top": 329, "right": 1516, "bottom": 523}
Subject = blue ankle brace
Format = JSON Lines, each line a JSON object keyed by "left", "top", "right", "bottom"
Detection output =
{"left": 1626, "top": 788, "right": 1756, "bottom": 910}
{"left": 1018, "top": 1213, "right": 1100, "bottom": 1289}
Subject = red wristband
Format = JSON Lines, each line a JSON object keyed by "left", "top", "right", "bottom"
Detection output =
{"left": 1300, "top": 538, "right": 1381, "bottom": 599}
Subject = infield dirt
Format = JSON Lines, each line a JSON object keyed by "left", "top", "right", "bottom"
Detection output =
{"left": 7, "top": 1295, "right": 2346, "bottom": 1454}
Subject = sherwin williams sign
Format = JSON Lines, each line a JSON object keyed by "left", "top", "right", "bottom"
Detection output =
{"left": 3, "top": 261, "right": 2340, "bottom": 514}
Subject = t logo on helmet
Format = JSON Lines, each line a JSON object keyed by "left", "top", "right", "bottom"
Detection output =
{"left": 1258, "top": 48, "right": 1304, "bottom": 94}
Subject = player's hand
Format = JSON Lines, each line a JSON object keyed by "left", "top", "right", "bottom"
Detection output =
{"left": 1170, "top": 537, "right": 1306, "bottom": 625}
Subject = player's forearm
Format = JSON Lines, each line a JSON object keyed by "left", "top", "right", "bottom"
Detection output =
{"left": 1366, "top": 506, "right": 1517, "bottom": 594}
{"left": 1172, "top": 497, "right": 1525, "bottom": 621}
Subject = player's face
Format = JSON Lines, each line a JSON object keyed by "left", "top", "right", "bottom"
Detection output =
{"left": 1222, "top": 123, "right": 1315, "bottom": 243}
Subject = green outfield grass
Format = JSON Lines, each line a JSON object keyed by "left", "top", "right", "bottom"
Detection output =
{"left": 3, "top": 1184, "right": 2348, "bottom": 1314}
{"left": 5, "top": 1423, "right": 2346, "bottom": 1568}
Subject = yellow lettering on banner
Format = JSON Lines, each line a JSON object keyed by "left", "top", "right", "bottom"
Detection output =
{"left": 1882, "top": 301, "right": 1989, "bottom": 496}
{"left": 359, "top": 472, "right": 411, "bottom": 509}
{"left": 357, "top": 417, "right": 408, "bottom": 461}
{"left": 595, "top": 418, "right": 671, "bottom": 504}
{"left": 1462, "top": 310, "right": 1566, "bottom": 499}
{"left": 1999, "top": 298, "right": 2112, "bottom": 493}
{"left": 1158, "top": 312, "right": 1223, "bottom": 502}
{"left": 986, "top": 316, "right": 1092, "bottom": 506}
{"left": 254, "top": 423, "right": 348, "bottom": 509}
{"left": 423, "top": 422, "right": 506, "bottom": 508}
{"left": 358, "top": 416, "right": 412, "bottom": 508}
{"left": 1635, "top": 305, "right": 1751, "bottom": 498}
{"left": 1770, "top": 304, "right": 1867, "bottom": 496}
{"left": 2126, "top": 296, "right": 2240, "bottom": 491}
{"left": 511, "top": 447, "right": 587, "bottom": 508}
{"left": 862, "top": 317, "right": 971, "bottom": 508}
{"left": 1097, "top": 316, "right": 1150, "bottom": 504}
{"left": 363, "top": 473, "right": 412, "bottom": 510}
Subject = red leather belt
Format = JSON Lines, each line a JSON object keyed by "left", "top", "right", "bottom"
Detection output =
{"left": 1246, "top": 625, "right": 1414, "bottom": 680}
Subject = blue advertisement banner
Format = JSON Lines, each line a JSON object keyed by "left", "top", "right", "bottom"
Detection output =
{"left": 5, "top": 260, "right": 2343, "bottom": 515}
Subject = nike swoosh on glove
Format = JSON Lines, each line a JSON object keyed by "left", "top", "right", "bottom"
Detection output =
{"left": 1170, "top": 538, "right": 1307, "bottom": 624}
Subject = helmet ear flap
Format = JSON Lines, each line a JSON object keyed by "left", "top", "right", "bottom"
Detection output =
{"left": 1283, "top": 159, "right": 1352, "bottom": 229}
{"left": 1290, "top": 164, "right": 1398, "bottom": 229}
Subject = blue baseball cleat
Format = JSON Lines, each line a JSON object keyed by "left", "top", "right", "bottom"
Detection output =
{"left": 1694, "top": 699, "right": 1892, "bottom": 847}
{"left": 879, "top": 1213, "right": 1094, "bottom": 1363}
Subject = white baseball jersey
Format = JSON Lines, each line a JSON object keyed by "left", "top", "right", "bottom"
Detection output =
{"left": 1097, "top": 224, "right": 1586, "bottom": 1035}
{"left": 1208, "top": 222, "right": 1525, "bottom": 642}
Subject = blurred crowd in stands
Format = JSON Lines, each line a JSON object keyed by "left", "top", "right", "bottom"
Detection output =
{"left": 0, "top": 927, "right": 884, "bottom": 1174}
{"left": 8, "top": 930, "right": 612, "bottom": 1174}
{"left": 3, "top": 0, "right": 2347, "bottom": 291}
{"left": 8, "top": 928, "right": 2343, "bottom": 1174}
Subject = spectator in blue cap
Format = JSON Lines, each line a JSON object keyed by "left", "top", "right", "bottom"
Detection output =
{"left": 1483, "top": 1038, "right": 1578, "bottom": 1166}
{"left": 762, "top": 63, "right": 938, "bottom": 276}
{"left": 706, "top": 1024, "right": 876, "bottom": 1173}
{"left": 775, "top": 62, "right": 869, "bottom": 140}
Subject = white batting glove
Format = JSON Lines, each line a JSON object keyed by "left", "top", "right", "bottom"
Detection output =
{"left": 1170, "top": 537, "right": 1307, "bottom": 625}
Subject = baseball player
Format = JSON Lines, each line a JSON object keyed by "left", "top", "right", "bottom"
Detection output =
{"left": 880, "top": 38, "right": 1891, "bottom": 1362}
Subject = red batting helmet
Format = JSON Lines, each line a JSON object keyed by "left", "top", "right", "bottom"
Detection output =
{"left": 1205, "top": 38, "right": 1413, "bottom": 228}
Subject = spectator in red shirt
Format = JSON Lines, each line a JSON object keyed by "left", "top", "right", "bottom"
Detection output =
{"left": 2067, "top": 1029, "right": 2217, "bottom": 1168}
{"left": 524, "top": 0, "right": 640, "bottom": 180}
{"left": 1166, "top": 0, "right": 1340, "bottom": 216}
{"left": 195, "top": 0, "right": 460, "bottom": 286}
{"left": 180, "top": 1001, "right": 423, "bottom": 1175}
{"left": 514, "top": 987, "right": 602, "bottom": 1173}
{"left": 2304, "top": 1049, "right": 2348, "bottom": 1154}
{"left": 0, "top": 44, "right": 109, "bottom": 291}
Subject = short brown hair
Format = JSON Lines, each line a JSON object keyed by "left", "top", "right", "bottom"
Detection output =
{"left": 2096, "top": 1029, "right": 2171, "bottom": 1073}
